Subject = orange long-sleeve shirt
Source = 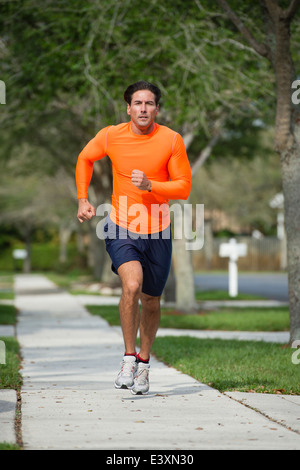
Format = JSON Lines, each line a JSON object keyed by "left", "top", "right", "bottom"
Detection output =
{"left": 76, "top": 122, "right": 191, "bottom": 234}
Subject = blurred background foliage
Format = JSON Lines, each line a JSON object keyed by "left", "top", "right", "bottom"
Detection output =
{"left": 0, "top": 0, "right": 298, "bottom": 274}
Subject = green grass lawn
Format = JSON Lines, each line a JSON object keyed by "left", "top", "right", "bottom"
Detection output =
{"left": 0, "top": 304, "right": 17, "bottom": 325}
{"left": 46, "top": 270, "right": 95, "bottom": 290}
{"left": 161, "top": 307, "right": 289, "bottom": 331}
{"left": 0, "top": 268, "right": 292, "bottom": 449}
{"left": 86, "top": 305, "right": 290, "bottom": 332}
{"left": 0, "top": 274, "right": 21, "bottom": 390}
{"left": 151, "top": 336, "right": 299, "bottom": 395}
{"left": 0, "top": 271, "right": 17, "bottom": 324}
{"left": 0, "top": 271, "right": 296, "bottom": 406}
{"left": 86, "top": 304, "right": 298, "bottom": 395}
{"left": 195, "top": 290, "right": 265, "bottom": 301}
{"left": 0, "top": 273, "right": 14, "bottom": 301}
{"left": 0, "top": 291, "right": 14, "bottom": 300}
{"left": 0, "top": 337, "right": 22, "bottom": 390}
{"left": 0, "top": 336, "right": 22, "bottom": 450}
{"left": 0, "top": 274, "right": 21, "bottom": 450}
{"left": 0, "top": 443, "right": 20, "bottom": 450}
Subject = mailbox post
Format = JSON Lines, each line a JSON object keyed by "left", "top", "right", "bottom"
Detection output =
{"left": 12, "top": 249, "right": 28, "bottom": 271}
{"left": 219, "top": 238, "right": 247, "bottom": 297}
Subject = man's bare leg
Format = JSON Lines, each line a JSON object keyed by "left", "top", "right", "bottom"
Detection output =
{"left": 139, "top": 293, "right": 161, "bottom": 361}
{"left": 117, "top": 261, "right": 143, "bottom": 354}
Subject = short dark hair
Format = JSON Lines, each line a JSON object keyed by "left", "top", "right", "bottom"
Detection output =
{"left": 124, "top": 81, "right": 161, "bottom": 105}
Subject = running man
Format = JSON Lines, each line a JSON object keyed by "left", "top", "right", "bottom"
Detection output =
{"left": 76, "top": 81, "right": 191, "bottom": 394}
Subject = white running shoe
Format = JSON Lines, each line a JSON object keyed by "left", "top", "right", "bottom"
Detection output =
{"left": 131, "top": 362, "right": 150, "bottom": 395}
{"left": 114, "top": 356, "right": 137, "bottom": 389}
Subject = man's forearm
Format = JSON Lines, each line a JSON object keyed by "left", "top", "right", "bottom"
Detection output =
{"left": 131, "top": 170, "right": 191, "bottom": 199}
{"left": 75, "top": 157, "right": 93, "bottom": 200}
{"left": 150, "top": 178, "right": 191, "bottom": 200}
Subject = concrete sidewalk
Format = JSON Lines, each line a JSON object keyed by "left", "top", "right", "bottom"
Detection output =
{"left": 1, "top": 274, "right": 299, "bottom": 450}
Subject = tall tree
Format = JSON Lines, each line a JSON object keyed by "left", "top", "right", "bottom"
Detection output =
{"left": 0, "top": 0, "right": 277, "bottom": 305}
{"left": 216, "top": 0, "right": 300, "bottom": 343}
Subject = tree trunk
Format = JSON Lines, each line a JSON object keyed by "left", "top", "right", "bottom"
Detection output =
{"left": 171, "top": 125, "right": 223, "bottom": 311}
{"left": 173, "top": 242, "right": 196, "bottom": 312}
{"left": 204, "top": 219, "right": 214, "bottom": 270}
{"left": 23, "top": 228, "right": 31, "bottom": 274}
{"left": 101, "top": 254, "right": 119, "bottom": 284}
{"left": 88, "top": 173, "right": 112, "bottom": 280}
{"left": 59, "top": 224, "right": 73, "bottom": 264}
{"left": 280, "top": 137, "right": 300, "bottom": 343}
{"left": 268, "top": 4, "right": 300, "bottom": 344}
{"left": 89, "top": 217, "right": 107, "bottom": 280}
{"left": 172, "top": 199, "right": 197, "bottom": 312}
{"left": 216, "top": 0, "right": 300, "bottom": 343}
{"left": 163, "top": 260, "right": 176, "bottom": 303}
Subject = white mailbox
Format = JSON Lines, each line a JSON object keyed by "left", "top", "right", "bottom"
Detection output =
{"left": 13, "top": 249, "right": 28, "bottom": 260}
{"left": 219, "top": 238, "right": 247, "bottom": 297}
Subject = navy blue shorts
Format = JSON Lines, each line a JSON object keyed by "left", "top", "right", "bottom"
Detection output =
{"left": 103, "top": 217, "right": 172, "bottom": 297}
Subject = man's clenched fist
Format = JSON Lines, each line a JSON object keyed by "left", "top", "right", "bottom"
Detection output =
{"left": 77, "top": 199, "right": 96, "bottom": 223}
{"left": 131, "top": 169, "right": 152, "bottom": 192}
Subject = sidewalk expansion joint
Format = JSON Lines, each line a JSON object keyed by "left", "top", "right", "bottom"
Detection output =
{"left": 224, "top": 392, "right": 300, "bottom": 436}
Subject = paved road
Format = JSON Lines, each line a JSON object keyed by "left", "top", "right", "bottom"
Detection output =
{"left": 194, "top": 272, "right": 288, "bottom": 301}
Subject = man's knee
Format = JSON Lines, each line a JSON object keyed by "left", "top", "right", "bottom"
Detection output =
{"left": 123, "top": 279, "right": 142, "bottom": 298}
{"left": 118, "top": 261, "right": 143, "bottom": 299}
{"left": 141, "top": 293, "right": 161, "bottom": 312}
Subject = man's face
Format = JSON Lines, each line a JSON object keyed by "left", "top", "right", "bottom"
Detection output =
{"left": 127, "top": 89, "right": 159, "bottom": 133}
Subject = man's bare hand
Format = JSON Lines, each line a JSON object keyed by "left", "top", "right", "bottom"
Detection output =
{"left": 131, "top": 169, "right": 151, "bottom": 191}
{"left": 77, "top": 199, "right": 96, "bottom": 223}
